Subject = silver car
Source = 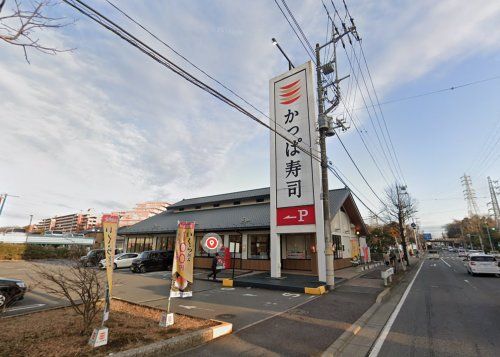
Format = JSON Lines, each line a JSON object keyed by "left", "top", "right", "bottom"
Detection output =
{"left": 99, "top": 252, "right": 140, "bottom": 270}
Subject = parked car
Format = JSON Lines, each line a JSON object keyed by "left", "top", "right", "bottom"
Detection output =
{"left": 428, "top": 249, "right": 439, "bottom": 259}
{"left": 98, "top": 252, "right": 140, "bottom": 270}
{"left": 0, "top": 278, "right": 27, "bottom": 311}
{"left": 465, "top": 254, "right": 499, "bottom": 276}
{"left": 458, "top": 249, "right": 467, "bottom": 257}
{"left": 80, "top": 249, "right": 121, "bottom": 267}
{"left": 130, "top": 250, "right": 174, "bottom": 273}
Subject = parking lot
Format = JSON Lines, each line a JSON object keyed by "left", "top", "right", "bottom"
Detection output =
{"left": 1, "top": 260, "right": 316, "bottom": 329}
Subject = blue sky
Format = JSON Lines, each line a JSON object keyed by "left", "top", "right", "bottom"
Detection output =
{"left": 1, "top": 0, "right": 499, "bottom": 237}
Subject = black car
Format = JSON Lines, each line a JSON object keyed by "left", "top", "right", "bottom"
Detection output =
{"left": 0, "top": 278, "right": 27, "bottom": 311}
{"left": 80, "top": 249, "right": 121, "bottom": 267}
{"left": 130, "top": 250, "right": 174, "bottom": 273}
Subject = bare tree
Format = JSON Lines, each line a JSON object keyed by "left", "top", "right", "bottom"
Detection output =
{"left": 0, "top": 0, "right": 72, "bottom": 62}
{"left": 384, "top": 184, "right": 417, "bottom": 266}
{"left": 33, "top": 260, "right": 104, "bottom": 335}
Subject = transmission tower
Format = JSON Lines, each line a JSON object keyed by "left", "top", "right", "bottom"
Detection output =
{"left": 487, "top": 176, "right": 500, "bottom": 229}
{"left": 461, "top": 174, "right": 480, "bottom": 217}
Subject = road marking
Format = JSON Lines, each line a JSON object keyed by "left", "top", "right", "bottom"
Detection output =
{"left": 369, "top": 259, "right": 425, "bottom": 357}
{"left": 242, "top": 293, "right": 257, "bottom": 297}
{"left": 178, "top": 305, "right": 214, "bottom": 311}
{"left": 464, "top": 279, "right": 478, "bottom": 290}
{"left": 6, "top": 303, "right": 46, "bottom": 312}
{"left": 440, "top": 258, "right": 451, "bottom": 267}
{"left": 282, "top": 292, "right": 301, "bottom": 298}
{"left": 220, "top": 287, "right": 235, "bottom": 291}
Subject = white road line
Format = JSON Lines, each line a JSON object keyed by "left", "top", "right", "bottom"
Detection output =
{"left": 464, "top": 279, "right": 478, "bottom": 290}
{"left": 369, "top": 259, "right": 425, "bottom": 357}
{"left": 440, "top": 258, "right": 451, "bottom": 267}
{"left": 6, "top": 303, "right": 46, "bottom": 312}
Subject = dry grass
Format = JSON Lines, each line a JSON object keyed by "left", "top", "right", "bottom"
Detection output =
{"left": 0, "top": 300, "right": 217, "bottom": 357}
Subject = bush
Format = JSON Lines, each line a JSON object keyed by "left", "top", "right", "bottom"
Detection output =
{"left": 0, "top": 244, "right": 87, "bottom": 260}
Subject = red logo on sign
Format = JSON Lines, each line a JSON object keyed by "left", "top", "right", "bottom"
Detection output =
{"left": 279, "top": 79, "right": 301, "bottom": 105}
{"left": 277, "top": 205, "right": 315, "bottom": 226}
{"left": 206, "top": 237, "right": 219, "bottom": 249}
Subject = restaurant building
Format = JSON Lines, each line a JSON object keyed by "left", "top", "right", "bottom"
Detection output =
{"left": 120, "top": 187, "right": 368, "bottom": 275}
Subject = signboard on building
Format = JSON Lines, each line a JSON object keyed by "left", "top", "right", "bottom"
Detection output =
{"left": 201, "top": 232, "right": 222, "bottom": 254}
{"left": 270, "top": 61, "right": 319, "bottom": 227}
{"left": 170, "top": 222, "right": 195, "bottom": 298}
{"left": 269, "top": 61, "right": 325, "bottom": 281}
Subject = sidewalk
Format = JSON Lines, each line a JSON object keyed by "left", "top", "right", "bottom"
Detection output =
{"left": 195, "top": 261, "right": 385, "bottom": 293}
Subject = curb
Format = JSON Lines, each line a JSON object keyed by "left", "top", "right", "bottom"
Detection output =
{"left": 321, "top": 286, "right": 391, "bottom": 357}
{"left": 114, "top": 321, "right": 233, "bottom": 357}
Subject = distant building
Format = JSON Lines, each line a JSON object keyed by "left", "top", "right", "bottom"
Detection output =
{"left": 36, "top": 210, "right": 100, "bottom": 233}
{"left": 107, "top": 201, "right": 170, "bottom": 228}
{"left": 37, "top": 217, "right": 56, "bottom": 232}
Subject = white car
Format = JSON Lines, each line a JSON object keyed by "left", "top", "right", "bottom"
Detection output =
{"left": 466, "top": 254, "right": 499, "bottom": 276}
{"left": 458, "top": 249, "right": 467, "bottom": 257}
{"left": 428, "top": 249, "right": 439, "bottom": 259}
{"left": 99, "top": 253, "right": 140, "bottom": 270}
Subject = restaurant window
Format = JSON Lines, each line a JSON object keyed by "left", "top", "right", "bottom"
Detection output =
{"left": 133, "top": 237, "right": 144, "bottom": 252}
{"left": 157, "top": 236, "right": 175, "bottom": 251}
{"left": 286, "top": 235, "right": 306, "bottom": 259}
{"left": 144, "top": 237, "right": 154, "bottom": 251}
{"left": 333, "top": 235, "right": 342, "bottom": 259}
{"left": 127, "top": 237, "right": 136, "bottom": 252}
{"left": 249, "top": 234, "right": 269, "bottom": 259}
{"left": 229, "top": 235, "right": 241, "bottom": 258}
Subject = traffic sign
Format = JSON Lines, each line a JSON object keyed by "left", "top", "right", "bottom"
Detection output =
{"left": 201, "top": 233, "right": 223, "bottom": 254}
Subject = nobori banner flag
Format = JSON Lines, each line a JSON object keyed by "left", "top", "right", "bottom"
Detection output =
{"left": 102, "top": 214, "right": 119, "bottom": 296}
{"left": 170, "top": 222, "right": 195, "bottom": 298}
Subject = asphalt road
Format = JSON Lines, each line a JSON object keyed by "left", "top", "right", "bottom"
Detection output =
{"left": 375, "top": 252, "right": 500, "bottom": 357}
{"left": 1, "top": 260, "right": 68, "bottom": 317}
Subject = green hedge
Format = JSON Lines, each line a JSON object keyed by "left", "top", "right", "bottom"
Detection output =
{"left": 0, "top": 244, "right": 86, "bottom": 260}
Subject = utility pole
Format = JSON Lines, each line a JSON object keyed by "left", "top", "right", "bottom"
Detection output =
{"left": 484, "top": 225, "right": 494, "bottom": 252}
{"left": 315, "top": 23, "right": 356, "bottom": 289}
{"left": 0, "top": 193, "right": 20, "bottom": 217}
{"left": 26, "top": 214, "right": 33, "bottom": 243}
{"left": 315, "top": 43, "right": 335, "bottom": 289}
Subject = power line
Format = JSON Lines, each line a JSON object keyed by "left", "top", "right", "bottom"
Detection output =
{"left": 104, "top": 0, "right": 322, "bottom": 159}
{"left": 356, "top": 74, "right": 500, "bottom": 110}
{"left": 328, "top": 166, "right": 388, "bottom": 223}
{"left": 333, "top": 129, "right": 388, "bottom": 208}
{"left": 273, "top": 0, "right": 316, "bottom": 63}
{"left": 357, "top": 42, "right": 407, "bottom": 185}
{"left": 330, "top": 0, "right": 405, "bottom": 185}
{"left": 280, "top": 0, "right": 316, "bottom": 58}
{"left": 64, "top": 0, "right": 385, "bottom": 224}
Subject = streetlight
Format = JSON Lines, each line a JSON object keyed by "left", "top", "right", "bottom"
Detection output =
{"left": 271, "top": 38, "right": 294, "bottom": 70}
